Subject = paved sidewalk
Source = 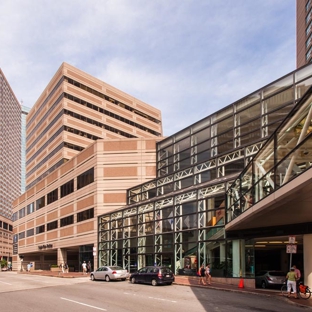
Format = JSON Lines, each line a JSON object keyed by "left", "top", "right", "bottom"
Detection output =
{"left": 17, "top": 270, "right": 312, "bottom": 309}
{"left": 174, "top": 275, "right": 312, "bottom": 309}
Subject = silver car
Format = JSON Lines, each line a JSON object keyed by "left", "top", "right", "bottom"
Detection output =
{"left": 90, "top": 266, "right": 129, "bottom": 282}
{"left": 255, "top": 270, "right": 286, "bottom": 289}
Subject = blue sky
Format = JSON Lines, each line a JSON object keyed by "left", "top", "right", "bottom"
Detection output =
{"left": 0, "top": 0, "right": 295, "bottom": 136}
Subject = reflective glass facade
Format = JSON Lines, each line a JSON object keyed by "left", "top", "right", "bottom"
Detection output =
{"left": 99, "top": 63, "right": 312, "bottom": 278}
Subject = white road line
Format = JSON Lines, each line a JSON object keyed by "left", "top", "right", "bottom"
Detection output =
{"left": 60, "top": 297, "right": 107, "bottom": 311}
{"left": 148, "top": 297, "right": 177, "bottom": 303}
{"left": 0, "top": 281, "right": 12, "bottom": 285}
{"left": 124, "top": 292, "right": 176, "bottom": 303}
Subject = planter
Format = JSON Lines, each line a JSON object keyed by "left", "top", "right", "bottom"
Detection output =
{"left": 50, "top": 267, "right": 60, "bottom": 272}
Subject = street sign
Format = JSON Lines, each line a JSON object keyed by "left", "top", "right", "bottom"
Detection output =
{"left": 289, "top": 236, "right": 296, "bottom": 244}
{"left": 286, "top": 244, "right": 297, "bottom": 254}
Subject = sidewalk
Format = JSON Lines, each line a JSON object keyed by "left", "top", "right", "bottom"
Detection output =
{"left": 174, "top": 275, "right": 312, "bottom": 309}
{"left": 17, "top": 270, "right": 312, "bottom": 309}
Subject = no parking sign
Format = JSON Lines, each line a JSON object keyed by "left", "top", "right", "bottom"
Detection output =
{"left": 286, "top": 244, "right": 297, "bottom": 254}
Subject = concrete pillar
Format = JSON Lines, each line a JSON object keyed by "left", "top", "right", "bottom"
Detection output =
{"left": 232, "top": 240, "right": 245, "bottom": 277}
{"left": 220, "top": 243, "right": 226, "bottom": 263}
{"left": 57, "top": 248, "right": 67, "bottom": 266}
{"left": 303, "top": 234, "right": 312, "bottom": 287}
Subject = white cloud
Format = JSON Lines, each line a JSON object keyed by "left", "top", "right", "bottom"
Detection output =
{"left": 0, "top": 0, "right": 295, "bottom": 136}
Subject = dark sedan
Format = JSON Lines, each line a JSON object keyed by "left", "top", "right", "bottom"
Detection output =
{"left": 130, "top": 266, "right": 174, "bottom": 286}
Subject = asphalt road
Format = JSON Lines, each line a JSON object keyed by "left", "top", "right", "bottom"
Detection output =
{"left": 0, "top": 272, "right": 308, "bottom": 312}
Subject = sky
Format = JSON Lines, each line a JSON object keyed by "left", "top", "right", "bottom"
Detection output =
{"left": 0, "top": 0, "right": 296, "bottom": 136}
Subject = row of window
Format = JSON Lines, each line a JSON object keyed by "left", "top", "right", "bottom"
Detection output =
{"left": 0, "top": 221, "right": 12, "bottom": 232}
{"left": 26, "top": 140, "right": 84, "bottom": 181}
{"left": 15, "top": 168, "right": 94, "bottom": 221}
{"left": 66, "top": 77, "right": 160, "bottom": 125}
{"left": 307, "top": 0, "right": 312, "bottom": 12}
{"left": 16, "top": 208, "right": 94, "bottom": 240}
{"left": 65, "top": 93, "right": 161, "bottom": 136}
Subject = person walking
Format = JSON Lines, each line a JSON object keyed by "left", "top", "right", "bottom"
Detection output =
{"left": 87, "top": 261, "right": 91, "bottom": 273}
{"left": 64, "top": 262, "right": 69, "bottom": 273}
{"left": 198, "top": 264, "right": 206, "bottom": 285}
{"left": 293, "top": 265, "right": 301, "bottom": 295}
{"left": 286, "top": 267, "right": 298, "bottom": 299}
{"left": 205, "top": 264, "right": 212, "bottom": 285}
{"left": 82, "top": 261, "right": 87, "bottom": 274}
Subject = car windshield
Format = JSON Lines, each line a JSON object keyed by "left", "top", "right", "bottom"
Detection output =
{"left": 109, "top": 266, "right": 123, "bottom": 271}
{"left": 269, "top": 271, "right": 285, "bottom": 276}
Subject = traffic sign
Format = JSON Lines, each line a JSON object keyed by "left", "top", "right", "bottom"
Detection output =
{"left": 286, "top": 244, "right": 297, "bottom": 254}
{"left": 289, "top": 236, "right": 296, "bottom": 244}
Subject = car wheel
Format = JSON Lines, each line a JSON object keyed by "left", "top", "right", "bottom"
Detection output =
{"left": 151, "top": 279, "right": 157, "bottom": 286}
{"left": 131, "top": 277, "right": 136, "bottom": 284}
{"left": 90, "top": 274, "right": 96, "bottom": 281}
{"left": 105, "top": 275, "right": 110, "bottom": 282}
{"left": 261, "top": 281, "right": 266, "bottom": 289}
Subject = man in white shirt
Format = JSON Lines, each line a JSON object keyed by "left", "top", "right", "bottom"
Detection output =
{"left": 82, "top": 261, "right": 87, "bottom": 274}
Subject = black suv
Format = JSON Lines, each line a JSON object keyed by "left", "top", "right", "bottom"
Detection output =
{"left": 130, "top": 266, "right": 174, "bottom": 286}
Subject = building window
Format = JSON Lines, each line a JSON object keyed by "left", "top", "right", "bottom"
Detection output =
{"left": 47, "top": 220, "right": 58, "bottom": 231}
{"left": 60, "top": 215, "right": 74, "bottom": 227}
{"left": 77, "top": 168, "right": 94, "bottom": 190}
{"left": 77, "top": 208, "right": 94, "bottom": 222}
{"left": 36, "top": 196, "right": 45, "bottom": 210}
{"left": 47, "top": 188, "right": 58, "bottom": 205}
{"left": 9, "top": 225, "right": 12, "bottom": 231}
{"left": 27, "top": 228, "right": 34, "bottom": 237}
{"left": 13, "top": 212, "right": 18, "bottom": 221}
{"left": 3, "top": 222, "right": 8, "bottom": 230}
{"left": 18, "top": 232, "right": 25, "bottom": 239}
{"left": 61, "top": 180, "right": 74, "bottom": 198}
{"left": 19, "top": 207, "right": 25, "bottom": 219}
{"left": 27, "top": 202, "right": 35, "bottom": 214}
{"left": 36, "top": 225, "right": 45, "bottom": 234}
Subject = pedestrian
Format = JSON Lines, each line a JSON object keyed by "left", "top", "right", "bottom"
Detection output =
{"left": 198, "top": 264, "right": 206, "bottom": 285}
{"left": 59, "top": 263, "right": 64, "bottom": 273}
{"left": 286, "top": 267, "right": 298, "bottom": 299}
{"left": 64, "top": 262, "right": 69, "bottom": 273}
{"left": 82, "top": 261, "right": 87, "bottom": 274}
{"left": 87, "top": 261, "right": 91, "bottom": 273}
{"left": 293, "top": 265, "right": 301, "bottom": 295}
{"left": 205, "top": 264, "right": 211, "bottom": 285}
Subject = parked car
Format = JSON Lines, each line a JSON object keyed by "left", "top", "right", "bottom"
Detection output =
{"left": 90, "top": 266, "right": 129, "bottom": 282}
{"left": 255, "top": 270, "right": 286, "bottom": 289}
{"left": 130, "top": 266, "right": 174, "bottom": 286}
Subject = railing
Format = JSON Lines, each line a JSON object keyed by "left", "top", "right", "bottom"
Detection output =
{"left": 227, "top": 97, "right": 312, "bottom": 223}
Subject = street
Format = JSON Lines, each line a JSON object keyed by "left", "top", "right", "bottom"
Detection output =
{"left": 0, "top": 272, "right": 309, "bottom": 312}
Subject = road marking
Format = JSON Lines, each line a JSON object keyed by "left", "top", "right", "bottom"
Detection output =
{"left": 124, "top": 292, "right": 175, "bottom": 303}
{"left": 148, "top": 297, "right": 177, "bottom": 303}
{"left": 0, "top": 281, "right": 12, "bottom": 285}
{"left": 61, "top": 297, "right": 107, "bottom": 311}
